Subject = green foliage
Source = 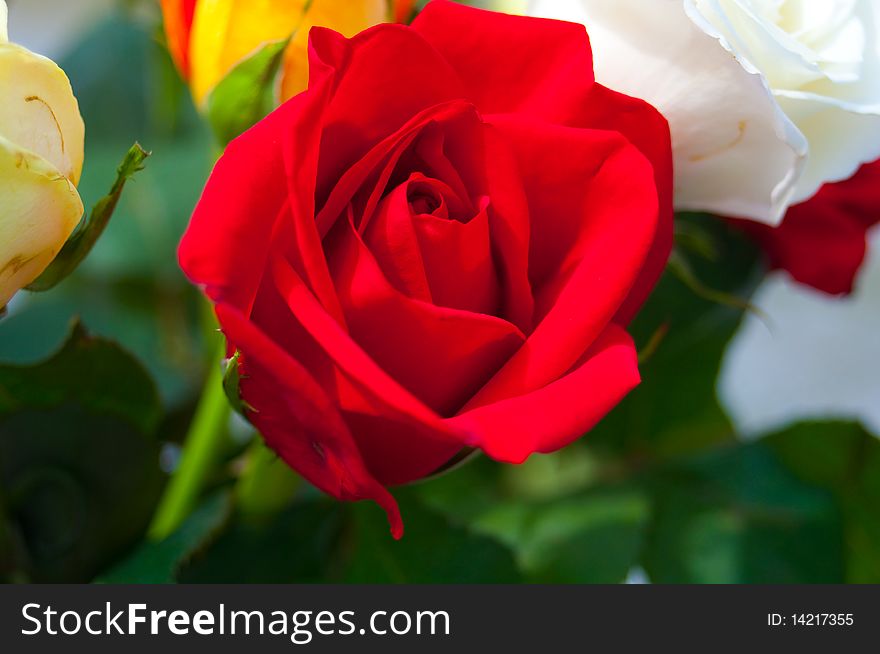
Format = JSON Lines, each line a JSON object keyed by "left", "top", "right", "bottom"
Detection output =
{"left": 206, "top": 38, "right": 290, "bottom": 146}
{"left": 99, "top": 491, "right": 232, "bottom": 584}
{"left": 341, "top": 492, "right": 521, "bottom": 583}
{"left": 471, "top": 486, "right": 649, "bottom": 583}
{"left": 179, "top": 498, "right": 346, "bottom": 584}
{"left": 642, "top": 442, "right": 843, "bottom": 583}
{"left": 0, "top": 321, "right": 159, "bottom": 433}
{"left": 765, "top": 422, "right": 880, "bottom": 583}
{"left": 105, "top": 489, "right": 521, "bottom": 583}
{"left": 0, "top": 323, "right": 163, "bottom": 582}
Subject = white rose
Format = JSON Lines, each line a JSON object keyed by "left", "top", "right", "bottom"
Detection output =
{"left": 0, "top": 0, "right": 84, "bottom": 308}
{"left": 527, "top": 0, "right": 880, "bottom": 225}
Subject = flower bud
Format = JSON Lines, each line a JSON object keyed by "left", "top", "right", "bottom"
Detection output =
{"left": 160, "top": 0, "right": 394, "bottom": 106}
{"left": 0, "top": 0, "right": 84, "bottom": 308}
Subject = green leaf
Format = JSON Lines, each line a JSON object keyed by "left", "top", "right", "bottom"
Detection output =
{"left": 177, "top": 497, "right": 343, "bottom": 584}
{"left": 674, "top": 219, "right": 720, "bottom": 261}
{"left": 474, "top": 486, "right": 649, "bottom": 583}
{"left": 0, "top": 323, "right": 163, "bottom": 582}
{"left": 416, "top": 452, "right": 645, "bottom": 583}
{"left": 206, "top": 39, "right": 290, "bottom": 146}
{"left": 764, "top": 422, "right": 880, "bottom": 583}
{"left": 340, "top": 491, "right": 522, "bottom": 583}
{"left": 0, "top": 320, "right": 160, "bottom": 434}
{"left": 26, "top": 144, "right": 151, "bottom": 293}
{"left": 98, "top": 491, "right": 232, "bottom": 584}
{"left": 642, "top": 442, "right": 844, "bottom": 583}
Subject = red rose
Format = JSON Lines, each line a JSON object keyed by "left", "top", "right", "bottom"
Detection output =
{"left": 179, "top": 0, "right": 672, "bottom": 537}
{"left": 737, "top": 161, "right": 880, "bottom": 296}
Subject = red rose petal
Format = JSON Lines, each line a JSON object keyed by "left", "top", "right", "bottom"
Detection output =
{"left": 413, "top": 3, "right": 672, "bottom": 324}
{"left": 178, "top": 99, "right": 294, "bottom": 317}
{"left": 412, "top": 0, "right": 595, "bottom": 118}
{"left": 327, "top": 215, "right": 526, "bottom": 417}
{"left": 450, "top": 324, "right": 640, "bottom": 463}
{"left": 462, "top": 117, "right": 657, "bottom": 413}
{"left": 216, "top": 302, "right": 404, "bottom": 539}
{"left": 736, "top": 160, "right": 880, "bottom": 295}
{"left": 268, "top": 253, "right": 464, "bottom": 442}
{"left": 307, "top": 24, "right": 465, "bottom": 207}
{"left": 342, "top": 412, "right": 467, "bottom": 486}
{"left": 578, "top": 84, "right": 674, "bottom": 323}
{"left": 365, "top": 174, "right": 500, "bottom": 315}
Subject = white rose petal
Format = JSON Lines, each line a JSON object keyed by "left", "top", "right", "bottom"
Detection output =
{"left": 528, "top": 0, "right": 880, "bottom": 224}
{"left": 719, "top": 227, "right": 880, "bottom": 438}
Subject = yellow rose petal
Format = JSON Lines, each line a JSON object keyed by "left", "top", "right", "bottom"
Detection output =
{"left": 189, "top": 0, "right": 310, "bottom": 105}
{"left": 0, "top": 41, "right": 85, "bottom": 185}
{"left": 0, "top": 136, "right": 83, "bottom": 307}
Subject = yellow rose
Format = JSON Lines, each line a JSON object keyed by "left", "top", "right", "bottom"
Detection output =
{"left": 0, "top": 0, "right": 85, "bottom": 308}
{"left": 161, "top": 0, "right": 394, "bottom": 107}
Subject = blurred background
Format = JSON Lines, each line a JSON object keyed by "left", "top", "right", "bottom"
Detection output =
{"left": 1, "top": 0, "right": 878, "bottom": 584}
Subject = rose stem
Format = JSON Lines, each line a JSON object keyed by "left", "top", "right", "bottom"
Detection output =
{"left": 148, "top": 334, "right": 231, "bottom": 540}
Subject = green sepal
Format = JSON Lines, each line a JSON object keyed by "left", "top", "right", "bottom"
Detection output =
{"left": 222, "top": 350, "right": 255, "bottom": 416}
{"left": 205, "top": 38, "right": 290, "bottom": 147}
{"left": 26, "top": 143, "right": 150, "bottom": 292}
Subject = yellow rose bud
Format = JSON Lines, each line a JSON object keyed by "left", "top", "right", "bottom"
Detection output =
{"left": 0, "top": 0, "right": 85, "bottom": 308}
{"left": 162, "top": 0, "right": 391, "bottom": 107}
